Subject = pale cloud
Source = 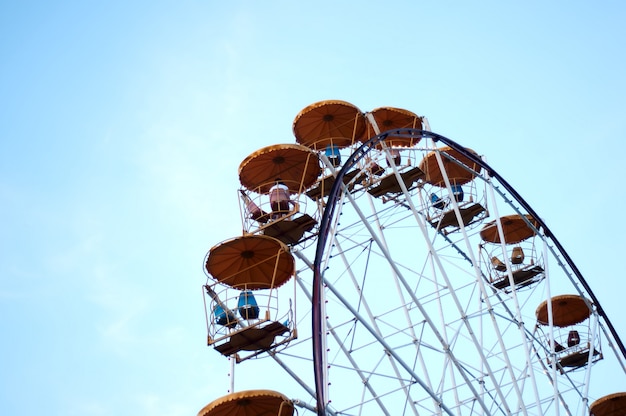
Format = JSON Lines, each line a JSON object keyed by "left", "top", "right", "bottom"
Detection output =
{"left": 135, "top": 393, "right": 197, "bottom": 416}
{"left": 65, "top": 399, "right": 109, "bottom": 416}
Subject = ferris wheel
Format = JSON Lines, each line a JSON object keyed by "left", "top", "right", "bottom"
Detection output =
{"left": 197, "top": 100, "right": 626, "bottom": 416}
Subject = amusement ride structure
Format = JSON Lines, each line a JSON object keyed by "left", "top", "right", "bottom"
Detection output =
{"left": 197, "top": 100, "right": 626, "bottom": 416}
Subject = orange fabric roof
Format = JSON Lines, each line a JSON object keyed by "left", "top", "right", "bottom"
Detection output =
{"left": 205, "top": 235, "right": 295, "bottom": 290}
{"left": 238, "top": 143, "right": 321, "bottom": 193}
{"left": 480, "top": 214, "right": 539, "bottom": 244}
{"left": 197, "top": 390, "right": 294, "bottom": 416}
{"left": 292, "top": 99, "right": 366, "bottom": 149}
{"left": 535, "top": 294, "right": 592, "bottom": 327}
{"left": 590, "top": 392, "right": 626, "bottom": 416}
{"left": 418, "top": 146, "right": 480, "bottom": 187}
{"left": 365, "top": 107, "right": 423, "bottom": 147}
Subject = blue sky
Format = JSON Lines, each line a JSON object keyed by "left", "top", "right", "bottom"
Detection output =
{"left": 1, "top": 1, "right": 625, "bottom": 415}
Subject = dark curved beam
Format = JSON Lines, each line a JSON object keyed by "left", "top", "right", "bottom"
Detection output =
{"left": 311, "top": 128, "right": 626, "bottom": 415}
{"left": 312, "top": 133, "right": 392, "bottom": 415}
{"left": 416, "top": 129, "right": 626, "bottom": 361}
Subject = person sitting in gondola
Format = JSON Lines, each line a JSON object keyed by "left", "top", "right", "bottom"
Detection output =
{"left": 325, "top": 144, "right": 341, "bottom": 167}
{"left": 240, "top": 190, "right": 269, "bottom": 223}
{"left": 387, "top": 148, "right": 401, "bottom": 167}
{"left": 213, "top": 304, "right": 237, "bottom": 329}
{"left": 269, "top": 179, "right": 294, "bottom": 218}
{"left": 364, "top": 156, "right": 384, "bottom": 176}
{"left": 451, "top": 184, "right": 464, "bottom": 202}
{"left": 567, "top": 330, "right": 580, "bottom": 347}
{"left": 237, "top": 290, "right": 260, "bottom": 320}
{"left": 431, "top": 193, "right": 446, "bottom": 210}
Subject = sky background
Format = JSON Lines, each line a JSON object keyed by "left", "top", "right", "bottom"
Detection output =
{"left": 1, "top": 1, "right": 625, "bottom": 415}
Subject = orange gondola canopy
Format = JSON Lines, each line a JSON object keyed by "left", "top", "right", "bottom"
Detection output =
{"left": 365, "top": 107, "right": 423, "bottom": 148}
{"left": 535, "top": 294, "right": 592, "bottom": 327}
{"left": 197, "top": 390, "right": 294, "bottom": 416}
{"left": 480, "top": 214, "right": 539, "bottom": 244}
{"left": 205, "top": 235, "right": 295, "bottom": 290}
{"left": 419, "top": 146, "right": 480, "bottom": 187}
{"left": 238, "top": 143, "right": 321, "bottom": 194}
{"left": 590, "top": 392, "right": 626, "bottom": 416}
{"left": 292, "top": 100, "right": 366, "bottom": 149}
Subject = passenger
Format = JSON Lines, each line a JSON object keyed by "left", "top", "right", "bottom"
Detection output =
{"left": 325, "top": 144, "right": 341, "bottom": 167}
{"left": 451, "top": 185, "right": 464, "bottom": 202}
{"left": 213, "top": 304, "right": 237, "bottom": 328}
{"left": 365, "top": 156, "right": 384, "bottom": 176}
{"left": 237, "top": 290, "right": 260, "bottom": 320}
{"left": 567, "top": 330, "right": 580, "bottom": 347}
{"left": 240, "top": 190, "right": 268, "bottom": 223}
{"left": 269, "top": 179, "right": 293, "bottom": 216}
{"left": 431, "top": 193, "right": 446, "bottom": 210}
{"left": 387, "top": 148, "right": 401, "bottom": 167}
{"left": 371, "top": 162, "right": 385, "bottom": 176}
